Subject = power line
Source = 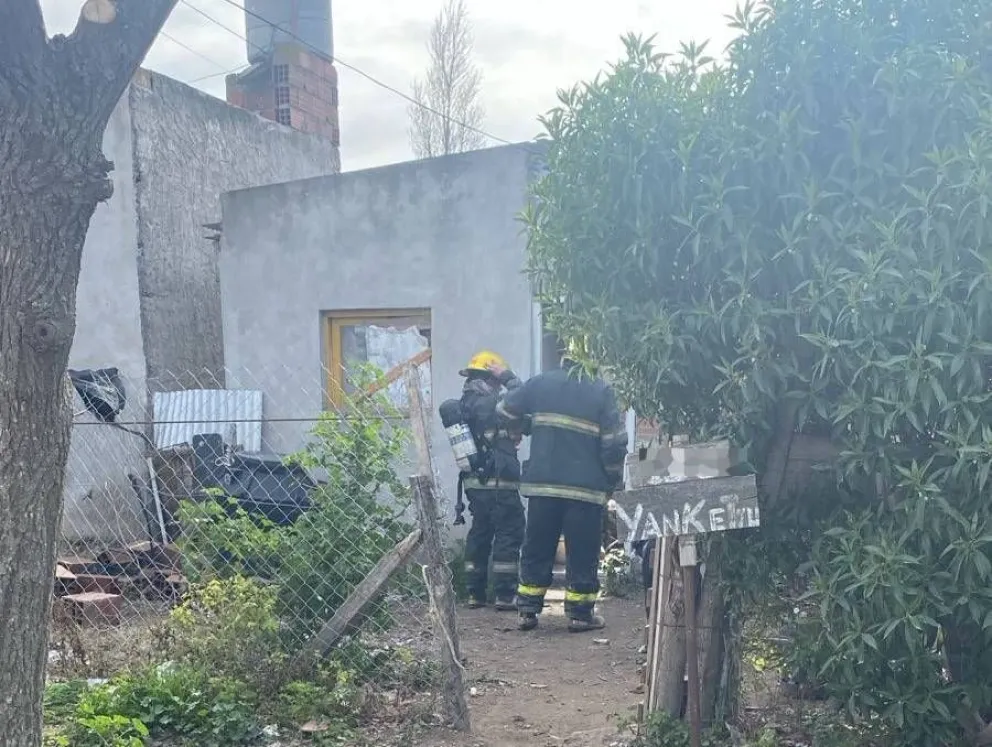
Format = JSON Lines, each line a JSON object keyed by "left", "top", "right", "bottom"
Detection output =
{"left": 188, "top": 66, "right": 247, "bottom": 84}
{"left": 159, "top": 29, "right": 231, "bottom": 73}
{"left": 178, "top": 0, "right": 512, "bottom": 146}
{"left": 179, "top": 0, "right": 266, "bottom": 58}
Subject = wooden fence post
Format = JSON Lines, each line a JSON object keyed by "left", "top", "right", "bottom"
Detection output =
{"left": 410, "top": 474, "right": 471, "bottom": 732}
{"left": 612, "top": 473, "right": 761, "bottom": 725}
{"left": 404, "top": 362, "right": 470, "bottom": 731}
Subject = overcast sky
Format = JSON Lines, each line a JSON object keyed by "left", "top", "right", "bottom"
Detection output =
{"left": 41, "top": 0, "right": 740, "bottom": 172}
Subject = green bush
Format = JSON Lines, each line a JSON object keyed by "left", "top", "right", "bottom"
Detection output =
{"left": 274, "top": 677, "right": 362, "bottom": 727}
{"left": 524, "top": 0, "right": 992, "bottom": 741}
{"left": 163, "top": 575, "right": 283, "bottom": 692}
{"left": 277, "top": 394, "right": 412, "bottom": 645}
{"left": 176, "top": 496, "right": 280, "bottom": 583}
{"left": 600, "top": 546, "right": 636, "bottom": 598}
{"left": 66, "top": 713, "right": 147, "bottom": 747}
{"left": 176, "top": 364, "right": 415, "bottom": 649}
{"left": 44, "top": 680, "right": 90, "bottom": 725}
{"left": 69, "top": 664, "right": 259, "bottom": 747}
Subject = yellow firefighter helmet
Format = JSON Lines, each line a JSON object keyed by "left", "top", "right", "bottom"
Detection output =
{"left": 459, "top": 350, "right": 508, "bottom": 377}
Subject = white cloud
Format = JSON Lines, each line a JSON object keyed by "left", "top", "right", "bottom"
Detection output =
{"left": 40, "top": 0, "right": 739, "bottom": 171}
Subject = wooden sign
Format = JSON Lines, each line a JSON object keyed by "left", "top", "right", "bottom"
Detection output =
{"left": 611, "top": 474, "right": 759, "bottom": 546}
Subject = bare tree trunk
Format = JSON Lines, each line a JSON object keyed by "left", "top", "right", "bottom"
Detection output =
{"left": 0, "top": 3, "right": 178, "bottom": 743}
{"left": 0, "top": 133, "right": 110, "bottom": 747}
{"left": 4, "top": 198, "right": 86, "bottom": 741}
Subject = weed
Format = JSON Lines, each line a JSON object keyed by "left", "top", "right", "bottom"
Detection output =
{"left": 69, "top": 663, "right": 259, "bottom": 747}
{"left": 600, "top": 546, "right": 637, "bottom": 598}
{"left": 163, "top": 575, "right": 284, "bottom": 693}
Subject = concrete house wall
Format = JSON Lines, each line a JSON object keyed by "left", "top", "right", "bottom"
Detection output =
{"left": 218, "top": 144, "right": 543, "bottom": 518}
{"left": 129, "top": 71, "right": 341, "bottom": 393}
{"left": 64, "top": 97, "right": 148, "bottom": 543}
{"left": 63, "top": 71, "right": 340, "bottom": 544}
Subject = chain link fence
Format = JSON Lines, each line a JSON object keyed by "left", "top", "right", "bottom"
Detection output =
{"left": 48, "top": 358, "right": 470, "bottom": 745}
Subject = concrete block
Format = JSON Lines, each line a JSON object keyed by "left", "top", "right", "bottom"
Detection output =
{"left": 74, "top": 574, "right": 122, "bottom": 596}
{"left": 58, "top": 592, "right": 124, "bottom": 626}
{"left": 56, "top": 556, "right": 96, "bottom": 575}
{"left": 54, "top": 564, "right": 79, "bottom": 597}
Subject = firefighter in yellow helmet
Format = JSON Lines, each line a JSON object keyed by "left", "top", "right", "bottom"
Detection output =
{"left": 449, "top": 350, "right": 526, "bottom": 610}
{"left": 496, "top": 337, "right": 627, "bottom": 632}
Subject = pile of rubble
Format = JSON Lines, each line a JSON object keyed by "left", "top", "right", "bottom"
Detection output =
{"left": 54, "top": 542, "right": 187, "bottom": 626}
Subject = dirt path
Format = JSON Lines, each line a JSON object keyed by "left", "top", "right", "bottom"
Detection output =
{"left": 422, "top": 594, "right": 644, "bottom": 747}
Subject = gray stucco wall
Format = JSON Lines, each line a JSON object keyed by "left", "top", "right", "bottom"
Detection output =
{"left": 63, "top": 71, "right": 341, "bottom": 544}
{"left": 129, "top": 70, "right": 341, "bottom": 394}
{"left": 64, "top": 97, "right": 148, "bottom": 544}
{"left": 219, "top": 144, "right": 542, "bottom": 521}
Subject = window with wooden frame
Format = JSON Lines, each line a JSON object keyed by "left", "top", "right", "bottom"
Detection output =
{"left": 323, "top": 309, "right": 432, "bottom": 408}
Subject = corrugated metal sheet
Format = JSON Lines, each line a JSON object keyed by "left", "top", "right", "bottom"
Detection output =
{"left": 153, "top": 389, "right": 263, "bottom": 453}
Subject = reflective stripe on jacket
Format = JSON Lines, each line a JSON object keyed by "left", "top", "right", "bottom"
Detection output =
{"left": 497, "top": 365, "right": 627, "bottom": 504}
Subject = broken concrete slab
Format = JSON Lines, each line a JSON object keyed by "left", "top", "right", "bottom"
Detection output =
{"left": 54, "top": 564, "right": 80, "bottom": 597}
{"left": 58, "top": 592, "right": 124, "bottom": 626}
{"left": 74, "top": 574, "right": 122, "bottom": 596}
{"left": 56, "top": 556, "right": 97, "bottom": 575}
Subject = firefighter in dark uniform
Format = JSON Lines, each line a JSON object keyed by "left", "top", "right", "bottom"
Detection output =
{"left": 459, "top": 350, "right": 527, "bottom": 610}
{"left": 497, "top": 342, "right": 627, "bottom": 632}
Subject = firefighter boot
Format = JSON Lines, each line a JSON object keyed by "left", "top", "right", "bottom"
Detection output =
{"left": 567, "top": 614, "right": 606, "bottom": 633}
{"left": 518, "top": 612, "right": 538, "bottom": 631}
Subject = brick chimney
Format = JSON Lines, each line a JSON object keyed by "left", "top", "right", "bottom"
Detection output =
{"left": 225, "top": 0, "right": 339, "bottom": 146}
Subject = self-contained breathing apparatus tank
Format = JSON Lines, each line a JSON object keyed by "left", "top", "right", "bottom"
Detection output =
{"left": 439, "top": 398, "right": 477, "bottom": 472}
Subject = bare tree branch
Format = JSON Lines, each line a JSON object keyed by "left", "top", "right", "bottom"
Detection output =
{"left": 58, "top": 0, "right": 179, "bottom": 133}
{"left": 408, "top": 0, "right": 486, "bottom": 159}
{"left": 0, "top": 0, "right": 46, "bottom": 61}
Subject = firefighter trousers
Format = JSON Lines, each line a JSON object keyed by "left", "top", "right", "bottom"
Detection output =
{"left": 516, "top": 495, "right": 603, "bottom": 620}
{"left": 464, "top": 487, "right": 525, "bottom": 600}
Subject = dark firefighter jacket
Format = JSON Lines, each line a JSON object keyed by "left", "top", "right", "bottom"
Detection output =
{"left": 496, "top": 364, "right": 627, "bottom": 505}
{"left": 461, "top": 369, "right": 523, "bottom": 488}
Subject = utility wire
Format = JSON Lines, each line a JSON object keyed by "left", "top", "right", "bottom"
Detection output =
{"left": 179, "top": 0, "right": 267, "bottom": 58}
{"left": 178, "top": 0, "right": 513, "bottom": 146}
{"left": 188, "top": 66, "right": 247, "bottom": 84}
{"left": 159, "top": 29, "right": 232, "bottom": 74}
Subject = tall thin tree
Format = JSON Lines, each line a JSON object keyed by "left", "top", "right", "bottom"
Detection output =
{"left": 408, "top": 0, "right": 486, "bottom": 158}
{"left": 0, "top": 1, "right": 177, "bottom": 744}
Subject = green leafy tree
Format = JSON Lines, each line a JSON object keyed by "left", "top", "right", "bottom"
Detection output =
{"left": 524, "top": 1, "right": 992, "bottom": 742}
{"left": 278, "top": 364, "right": 413, "bottom": 644}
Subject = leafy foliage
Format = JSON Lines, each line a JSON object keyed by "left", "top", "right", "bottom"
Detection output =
{"left": 280, "top": 365, "right": 413, "bottom": 644}
{"left": 599, "top": 546, "right": 636, "bottom": 597}
{"left": 64, "top": 713, "right": 148, "bottom": 747}
{"left": 177, "top": 364, "right": 414, "bottom": 646}
{"left": 176, "top": 497, "right": 280, "bottom": 583}
{"left": 630, "top": 710, "right": 730, "bottom": 747}
{"left": 47, "top": 369, "right": 422, "bottom": 744}
{"left": 274, "top": 678, "right": 363, "bottom": 728}
{"left": 67, "top": 664, "right": 259, "bottom": 747}
{"left": 44, "top": 662, "right": 371, "bottom": 747}
{"left": 524, "top": 0, "right": 992, "bottom": 741}
{"left": 163, "top": 575, "right": 283, "bottom": 692}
